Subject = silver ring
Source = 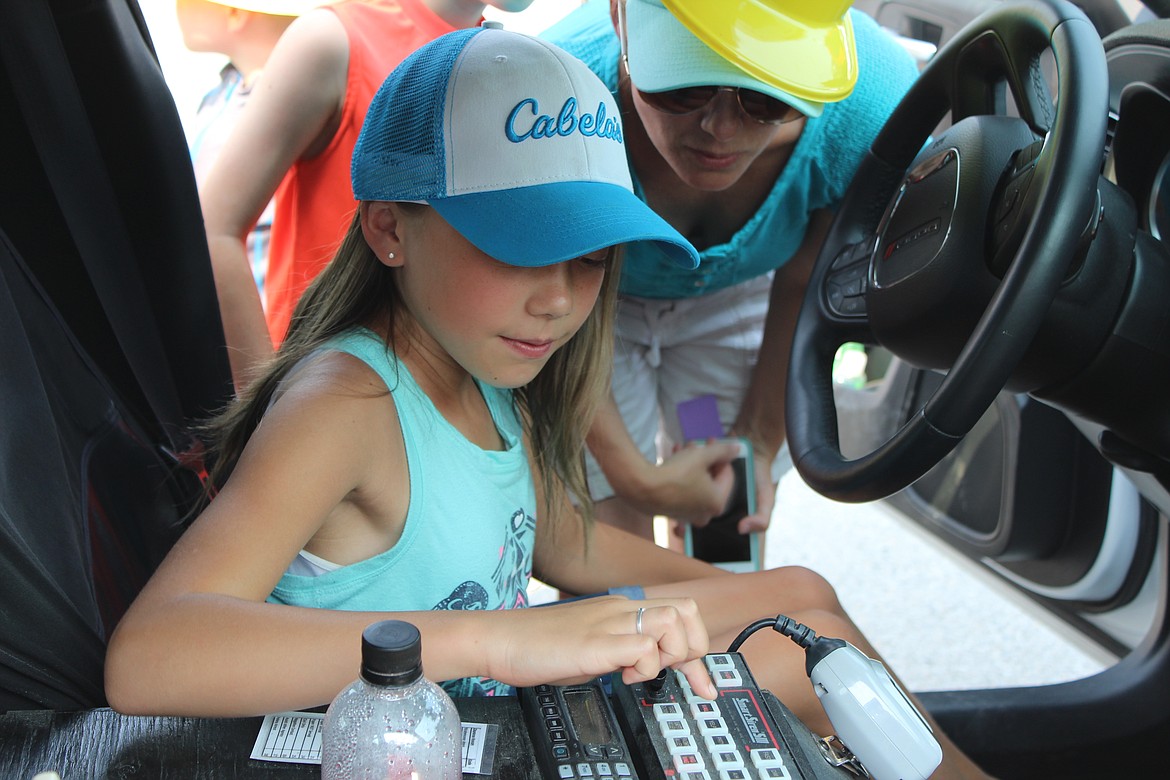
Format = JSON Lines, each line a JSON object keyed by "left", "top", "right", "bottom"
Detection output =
{"left": 635, "top": 607, "right": 645, "bottom": 636}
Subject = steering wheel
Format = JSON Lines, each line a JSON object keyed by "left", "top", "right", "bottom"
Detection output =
{"left": 786, "top": 0, "right": 1110, "bottom": 503}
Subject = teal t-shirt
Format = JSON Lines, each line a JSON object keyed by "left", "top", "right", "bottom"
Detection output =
{"left": 544, "top": 1, "right": 919, "bottom": 299}
{"left": 268, "top": 328, "right": 536, "bottom": 697}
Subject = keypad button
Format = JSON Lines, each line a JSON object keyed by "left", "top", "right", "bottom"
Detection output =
{"left": 653, "top": 702, "right": 685, "bottom": 721}
{"left": 704, "top": 733, "right": 734, "bottom": 752}
{"left": 556, "top": 765, "right": 574, "bottom": 779}
{"left": 576, "top": 762, "right": 594, "bottom": 777}
{"left": 705, "top": 654, "right": 736, "bottom": 673}
{"left": 696, "top": 716, "right": 729, "bottom": 736}
{"left": 660, "top": 717, "right": 692, "bottom": 739}
{"left": 749, "top": 748, "right": 784, "bottom": 769}
{"left": 672, "top": 751, "right": 706, "bottom": 773}
{"left": 667, "top": 734, "right": 700, "bottom": 755}
{"left": 691, "top": 701, "right": 720, "bottom": 718}
{"left": 710, "top": 749, "right": 745, "bottom": 771}
{"left": 613, "top": 763, "right": 632, "bottom": 777}
{"left": 712, "top": 668, "right": 743, "bottom": 688}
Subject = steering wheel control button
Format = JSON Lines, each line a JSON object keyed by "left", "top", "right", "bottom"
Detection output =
{"left": 990, "top": 144, "right": 1043, "bottom": 272}
{"left": 830, "top": 238, "right": 875, "bottom": 270}
{"left": 827, "top": 278, "right": 868, "bottom": 317}
{"left": 825, "top": 240, "right": 873, "bottom": 318}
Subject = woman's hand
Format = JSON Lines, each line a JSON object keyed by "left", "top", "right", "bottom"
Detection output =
{"left": 737, "top": 438, "right": 776, "bottom": 534}
{"left": 487, "top": 597, "right": 717, "bottom": 700}
{"left": 615, "top": 439, "right": 744, "bottom": 526}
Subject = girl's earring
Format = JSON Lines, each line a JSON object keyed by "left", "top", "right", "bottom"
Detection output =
{"left": 388, "top": 252, "right": 396, "bottom": 260}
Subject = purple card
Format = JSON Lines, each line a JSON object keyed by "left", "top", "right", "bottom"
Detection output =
{"left": 676, "top": 395, "right": 724, "bottom": 442}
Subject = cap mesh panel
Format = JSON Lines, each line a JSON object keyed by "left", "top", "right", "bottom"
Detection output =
{"left": 351, "top": 28, "right": 482, "bottom": 201}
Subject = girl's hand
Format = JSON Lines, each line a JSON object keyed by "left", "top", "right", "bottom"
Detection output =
{"left": 490, "top": 597, "right": 717, "bottom": 700}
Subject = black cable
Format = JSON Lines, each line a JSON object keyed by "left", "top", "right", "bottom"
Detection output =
{"left": 727, "top": 618, "right": 777, "bottom": 653}
{"left": 727, "top": 614, "right": 819, "bottom": 652}
{"left": 771, "top": 615, "right": 820, "bottom": 649}
{"left": 727, "top": 614, "right": 847, "bottom": 678}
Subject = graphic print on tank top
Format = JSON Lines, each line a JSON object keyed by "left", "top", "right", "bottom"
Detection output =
{"left": 433, "top": 508, "right": 535, "bottom": 698}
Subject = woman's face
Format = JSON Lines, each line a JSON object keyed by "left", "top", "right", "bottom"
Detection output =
{"left": 630, "top": 87, "right": 806, "bottom": 192}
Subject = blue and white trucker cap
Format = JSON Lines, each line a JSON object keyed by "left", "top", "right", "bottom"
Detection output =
{"left": 351, "top": 26, "right": 699, "bottom": 270}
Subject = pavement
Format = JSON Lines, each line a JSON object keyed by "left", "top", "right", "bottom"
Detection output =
{"left": 764, "top": 471, "right": 1115, "bottom": 693}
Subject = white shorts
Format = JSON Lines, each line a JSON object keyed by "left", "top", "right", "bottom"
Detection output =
{"left": 586, "top": 273, "right": 790, "bottom": 501}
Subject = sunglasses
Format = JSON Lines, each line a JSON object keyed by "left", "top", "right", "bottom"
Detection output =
{"left": 635, "top": 85, "right": 804, "bottom": 125}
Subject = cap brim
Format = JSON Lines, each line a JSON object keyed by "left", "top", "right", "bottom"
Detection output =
{"left": 629, "top": 0, "right": 854, "bottom": 107}
{"left": 626, "top": 0, "right": 824, "bottom": 117}
{"left": 666, "top": 0, "right": 857, "bottom": 102}
{"left": 430, "top": 181, "right": 699, "bottom": 269}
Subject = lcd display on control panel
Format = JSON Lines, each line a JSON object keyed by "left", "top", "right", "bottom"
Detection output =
{"left": 564, "top": 687, "right": 614, "bottom": 745}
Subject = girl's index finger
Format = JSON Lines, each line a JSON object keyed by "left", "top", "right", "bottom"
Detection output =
{"left": 675, "top": 657, "right": 718, "bottom": 701}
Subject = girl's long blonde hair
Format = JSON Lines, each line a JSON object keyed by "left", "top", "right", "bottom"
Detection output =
{"left": 200, "top": 204, "right": 620, "bottom": 530}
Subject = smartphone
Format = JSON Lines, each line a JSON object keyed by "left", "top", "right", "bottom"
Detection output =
{"left": 683, "top": 437, "right": 761, "bottom": 573}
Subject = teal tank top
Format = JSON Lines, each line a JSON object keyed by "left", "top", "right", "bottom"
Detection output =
{"left": 268, "top": 328, "right": 536, "bottom": 697}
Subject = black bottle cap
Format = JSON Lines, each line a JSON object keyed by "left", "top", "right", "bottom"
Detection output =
{"left": 360, "top": 620, "right": 424, "bottom": 687}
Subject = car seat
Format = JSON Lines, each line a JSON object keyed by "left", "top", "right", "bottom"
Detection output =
{"left": 0, "top": 0, "right": 233, "bottom": 710}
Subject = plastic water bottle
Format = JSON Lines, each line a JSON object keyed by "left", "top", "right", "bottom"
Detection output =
{"left": 321, "top": 620, "right": 462, "bottom": 779}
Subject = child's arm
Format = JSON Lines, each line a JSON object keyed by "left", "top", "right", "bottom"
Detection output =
{"left": 105, "top": 357, "right": 713, "bottom": 717}
{"left": 200, "top": 9, "right": 349, "bottom": 389}
{"left": 534, "top": 496, "right": 723, "bottom": 596}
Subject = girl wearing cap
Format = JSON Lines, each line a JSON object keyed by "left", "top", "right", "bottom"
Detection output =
{"left": 544, "top": 1, "right": 920, "bottom": 539}
{"left": 107, "top": 35, "right": 956, "bottom": 774}
{"left": 198, "top": 0, "right": 536, "bottom": 391}
{"left": 106, "top": 26, "right": 812, "bottom": 719}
